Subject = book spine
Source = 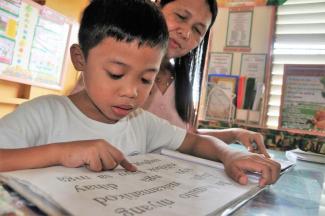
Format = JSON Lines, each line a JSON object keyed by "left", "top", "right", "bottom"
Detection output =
{"left": 236, "top": 76, "right": 246, "bottom": 108}
{"left": 243, "top": 78, "right": 256, "bottom": 110}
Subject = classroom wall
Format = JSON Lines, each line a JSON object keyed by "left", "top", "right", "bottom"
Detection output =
{"left": 198, "top": 6, "right": 275, "bottom": 124}
{"left": 0, "top": 0, "right": 89, "bottom": 117}
{"left": 209, "top": 6, "right": 274, "bottom": 76}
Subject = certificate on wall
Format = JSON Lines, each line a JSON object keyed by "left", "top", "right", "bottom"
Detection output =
{"left": 279, "top": 65, "right": 325, "bottom": 132}
{"left": 240, "top": 53, "right": 266, "bottom": 82}
{"left": 207, "top": 52, "right": 233, "bottom": 75}
{"left": 226, "top": 10, "right": 253, "bottom": 48}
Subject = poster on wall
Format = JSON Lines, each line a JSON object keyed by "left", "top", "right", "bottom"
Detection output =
{"left": 0, "top": 0, "right": 21, "bottom": 67}
{"left": 279, "top": 64, "right": 325, "bottom": 132}
{"left": 28, "top": 6, "right": 70, "bottom": 87}
{"left": 225, "top": 10, "right": 253, "bottom": 48}
{"left": 0, "top": 0, "right": 71, "bottom": 90}
{"left": 207, "top": 52, "right": 233, "bottom": 75}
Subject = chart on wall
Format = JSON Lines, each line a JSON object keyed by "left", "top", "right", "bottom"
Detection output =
{"left": 280, "top": 65, "right": 325, "bottom": 132}
{"left": 0, "top": 0, "right": 71, "bottom": 90}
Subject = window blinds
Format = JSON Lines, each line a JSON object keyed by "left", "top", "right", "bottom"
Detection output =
{"left": 267, "top": 0, "right": 325, "bottom": 128}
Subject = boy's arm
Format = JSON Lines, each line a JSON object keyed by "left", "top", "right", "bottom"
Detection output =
{"left": 0, "top": 140, "right": 136, "bottom": 172}
{"left": 177, "top": 132, "right": 280, "bottom": 187}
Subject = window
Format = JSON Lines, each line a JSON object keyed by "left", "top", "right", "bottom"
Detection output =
{"left": 267, "top": 0, "right": 325, "bottom": 128}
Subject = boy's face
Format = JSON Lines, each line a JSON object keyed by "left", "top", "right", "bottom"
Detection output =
{"left": 74, "top": 38, "right": 165, "bottom": 123}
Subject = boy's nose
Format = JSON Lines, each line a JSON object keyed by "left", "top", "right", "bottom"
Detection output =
{"left": 121, "top": 85, "right": 138, "bottom": 98}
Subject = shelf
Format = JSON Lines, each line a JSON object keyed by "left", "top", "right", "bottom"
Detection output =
{"left": 0, "top": 98, "right": 28, "bottom": 105}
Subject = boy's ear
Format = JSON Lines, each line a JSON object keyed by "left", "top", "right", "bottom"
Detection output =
{"left": 70, "top": 44, "right": 86, "bottom": 71}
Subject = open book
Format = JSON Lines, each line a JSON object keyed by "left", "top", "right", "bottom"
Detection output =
{"left": 0, "top": 150, "right": 294, "bottom": 216}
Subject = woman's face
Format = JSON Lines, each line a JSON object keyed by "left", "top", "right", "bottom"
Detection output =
{"left": 161, "top": 0, "right": 212, "bottom": 58}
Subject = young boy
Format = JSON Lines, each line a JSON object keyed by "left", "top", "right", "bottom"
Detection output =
{"left": 0, "top": 0, "right": 280, "bottom": 187}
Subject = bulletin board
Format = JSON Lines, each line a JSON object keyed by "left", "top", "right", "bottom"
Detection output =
{"left": 0, "top": 0, "right": 71, "bottom": 90}
{"left": 279, "top": 64, "right": 325, "bottom": 132}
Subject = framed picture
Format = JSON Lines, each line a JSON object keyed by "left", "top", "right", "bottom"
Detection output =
{"left": 207, "top": 52, "right": 233, "bottom": 75}
{"left": 225, "top": 10, "right": 253, "bottom": 48}
{"left": 240, "top": 53, "right": 266, "bottom": 82}
{"left": 279, "top": 64, "right": 325, "bottom": 132}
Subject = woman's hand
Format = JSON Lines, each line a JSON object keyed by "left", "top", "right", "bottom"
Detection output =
{"left": 234, "top": 128, "right": 270, "bottom": 158}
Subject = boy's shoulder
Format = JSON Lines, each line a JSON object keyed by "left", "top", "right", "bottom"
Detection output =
{"left": 31, "top": 94, "right": 65, "bottom": 101}
{"left": 19, "top": 94, "right": 69, "bottom": 112}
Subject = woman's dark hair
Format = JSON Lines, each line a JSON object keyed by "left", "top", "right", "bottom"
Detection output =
{"left": 79, "top": 0, "right": 169, "bottom": 58}
{"left": 158, "top": 0, "right": 218, "bottom": 124}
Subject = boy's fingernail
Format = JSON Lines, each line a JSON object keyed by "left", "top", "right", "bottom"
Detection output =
{"left": 131, "top": 164, "right": 137, "bottom": 171}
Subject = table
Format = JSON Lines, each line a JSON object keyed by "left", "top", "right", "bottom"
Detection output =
{"left": 1, "top": 145, "right": 324, "bottom": 216}
{"left": 230, "top": 144, "right": 325, "bottom": 216}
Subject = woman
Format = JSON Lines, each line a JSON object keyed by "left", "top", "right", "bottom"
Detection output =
{"left": 143, "top": 0, "right": 270, "bottom": 156}
{"left": 72, "top": 0, "right": 269, "bottom": 156}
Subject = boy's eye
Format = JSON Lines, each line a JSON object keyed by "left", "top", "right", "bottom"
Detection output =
{"left": 107, "top": 72, "right": 123, "bottom": 80}
{"left": 141, "top": 78, "right": 153, "bottom": 85}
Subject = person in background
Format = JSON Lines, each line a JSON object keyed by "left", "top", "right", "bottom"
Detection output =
{"left": 72, "top": 0, "right": 271, "bottom": 157}
{"left": 0, "top": 0, "right": 280, "bottom": 186}
{"left": 144, "top": 0, "right": 270, "bottom": 157}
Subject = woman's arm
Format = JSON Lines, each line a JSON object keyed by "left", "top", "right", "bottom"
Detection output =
{"left": 197, "top": 128, "right": 270, "bottom": 157}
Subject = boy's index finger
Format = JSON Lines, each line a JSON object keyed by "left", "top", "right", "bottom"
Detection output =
{"left": 102, "top": 142, "right": 137, "bottom": 172}
{"left": 120, "top": 159, "right": 137, "bottom": 172}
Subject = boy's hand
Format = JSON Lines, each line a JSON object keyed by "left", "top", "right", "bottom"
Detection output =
{"left": 57, "top": 140, "right": 137, "bottom": 172}
{"left": 223, "top": 151, "right": 281, "bottom": 187}
{"left": 234, "top": 129, "right": 270, "bottom": 158}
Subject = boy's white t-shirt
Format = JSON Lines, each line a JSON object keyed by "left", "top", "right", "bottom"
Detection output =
{"left": 0, "top": 95, "right": 186, "bottom": 156}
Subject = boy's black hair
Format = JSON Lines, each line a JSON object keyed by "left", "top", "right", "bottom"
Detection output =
{"left": 158, "top": 0, "right": 218, "bottom": 124}
{"left": 79, "top": 0, "right": 169, "bottom": 58}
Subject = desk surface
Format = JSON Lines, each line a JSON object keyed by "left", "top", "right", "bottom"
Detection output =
{"left": 230, "top": 145, "right": 325, "bottom": 216}
{"left": 0, "top": 145, "right": 324, "bottom": 216}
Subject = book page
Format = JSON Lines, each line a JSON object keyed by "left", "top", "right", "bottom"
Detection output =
{"left": 0, "top": 154, "right": 260, "bottom": 216}
{"left": 286, "top": 149, "right": 325, "bottom": 164}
